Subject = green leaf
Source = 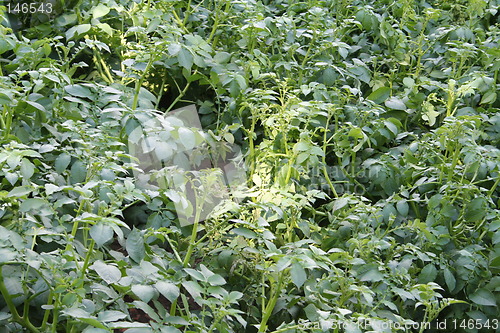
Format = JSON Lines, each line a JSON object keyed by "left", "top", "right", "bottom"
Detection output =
{"left": 304, "top": 303, "right": 319, "bottom": 321}
{"left": 56, "top": 13, "right": 77, "bottom": 26}
{"left": 0, "top": 248, "right": 16, "bottom": 263}
{"left": 214, "top": 52, "right": 231, "bottom": 64}
{"left": 393, "top": 287, "right": 415, "bottom": 301}
{"left": 385, "top": 97, "right": 406, "bottom": 110}
{"left": 97, "top": 310, "right": 127, "bottom": 323}
{"left": 296, "top": 152, "right": 309, "bottom": 164}
{"left": 168, "top": 43, "right": 182, "bottom": 56}
{"left": 338, "top": 47, "right": 349, "bottom": 59}
{"left": 26, "top": 101, "right": 46, "bottom": 113}
{"left": 332, "top": 197, "right": 349, "bottom": 211}
{"left": 177, "top": 48, "right": 193, "bottom": 70}
{"left": 444, "top": 268, "right": 456, "bottom": 292}
{"left": 0, "top": 38, "right": 14, "bottom": 55}
{"left": 235, "top": 75, "right": 247, "bottom": 91}
{"left": 70, "top": 160, "right": 87, "bottom": 184}
{"left": 20, "top": 158, "right": 35, "bottom": 180}
{"left": 96, "top": 23, "right": 113, "bottom": 36}
{"left": 90, "top": 223, "right": 114, "bottom": 247}
{"left": 155, "top": 281, "right": 179, "bottom": 303}
{"left": 348, "top": 127, "right": 364, "bottom": 139}
{"left": 5, "top": 172, "right": 18, "bottom": 185}
{"left": 0, "top": 311, "right": 12, "bottom": 322}
{"left": 177, "top": 127, "right": 196, "bottom": 150}
{"left": 384, "top": 120, "right": 398, "bottom": 136}
{"left": 290, "top": 262, "right": 307, "bottom": 288}
{"left": 65, "top": 84, "right": 93, "bottom": 99}
{"left": 403, "top": 77, "right": 415, "bottom": 88}
{"left": 161, "top": 327, "right": 182, "bottom": 333}
{"left": 131, "top": 284, "right": 156, "bottom": 303}
{"left": 154, "top": 141, "right": 174, "bottom": 161}
{"left": 108, "top": 322, "right": 150, "bottom": 329}
{"left": 422, "top": 98, "right": 440, "bottom": 126}
{"left": 231, "top": 227, "right": 257, "bottom": 239}
{"left": 55, "top": 153, "right": 71, "bottom": 174}
{"left": 493, "top": 230, "right": 500, "bottom": 245}
{"left": 223, "top": 132, "right": 234, "bottom": 144}
{"left": 207, "top": 274, "right": 226, "bottom": 286}
{"left": 62, "top": 308, "right": 107, "bottom": 329}
{"left": 228, "top": 291, "right": 243, "bottom": 303}
{"left": 396, "top": 200, "right": 409, "bottom": 217}
{"left": 92, "top": 4, "right": 110, "bottom": 19}
{"left": 6, "top": 154, "right": 21, "bottom": 169}
{"left": 48, "top": 183, "right": 66, "bottom": 197}
{"left": 199, "top": 264, "right": 215, "bottom": 279}
{"left": 469, "top": 288, "right": 497, "bottom": 307}
{"left": 359, "top": 268, "right": 384, "bottom": 282}
{"left": 163, "top": 317, "right": 189, "bottom": 325}
{"left": 8, "top": 186, "right": 33, "bottom": 198}
{"left": 481, "top": 90, "right": 497, "bottom": 104}
{"left": 418, "top": 264, "right": 438, "bottom": 283}
{"left": 0, "top": 92, "right": 12, "bottom": 105}
{"left": 62, "top": 308, "right": 93, "bottom": 319}
{"left": 367, "top": 86, "right": 391, "bottom": 104}
{"left": 182, "top": 280, "right": 203, "bottom": 300}
{"left": 490, "top": 255, "right": 500, "bottom": 268}
{"left": 92, "top": 260, "right": 122, "bottom": 284}
{"left": 322, "top": 67, "right": 337, "bottom": 86}
{"left": 464, "top": 197, "right": 487, "bottom": 222}
{"left": 20, "top": 198, "right": 47, "bottom": 213}
{"left": 441, "top": 204, "right": 458, "bottom": 219}
{"left": 229, "top": 79, "right": 240, "bottom": 97}
{"left": 132, "top": 301, "right": 161, "bottom": 322}
{"left": 66, "top": 24, "right": 91, "bottom": 40}
{"left": 293, "top": 141, "right": 310, "bottom": 152}
{"left": 469, "top": 288, "right": 497, "bottom": 306}
{"left": 275, "top": 257, "right": 292, "bottom": 271}
{"left": 126, "top": 228, "right": 145, "bottom": 263}
{"left": 184, "top": 268, "right": 205, "bottom": 281}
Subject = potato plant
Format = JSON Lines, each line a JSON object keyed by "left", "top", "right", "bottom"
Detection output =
{"left": 0, "top": 0, "right": 499, "bottom": 332}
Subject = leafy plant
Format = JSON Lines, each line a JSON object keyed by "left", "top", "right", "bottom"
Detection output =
{"left": 1, "top": 0, "right": 499, "bottom": 331}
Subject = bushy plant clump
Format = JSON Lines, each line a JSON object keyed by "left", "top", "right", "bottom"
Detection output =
{"left": 0, "top": 0, "right": 499, "bottom": 332}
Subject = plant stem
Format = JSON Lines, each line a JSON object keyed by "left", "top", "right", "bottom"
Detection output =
{"left": 322, "top": 114, "right": 338, "bottom": 198}
{"left": 80, "top": 239, "right": 95, "bottom": 282}
{"left": 93, "top": 48, "right": 113, "bottom": 84}
{"left": 132, "top": 55, "right": 156, "bottom": 110}
{"left": 284, "top": 156, "right": 295, "bottom": 186}
{"left": 64, "top": 199, "right": 86, "bottom": 253}
{"left": 207, "top": 0, "right": 231, "bottom": 45}
{"left": 182, "top": 0, "right": 192, "bottom": 26}
{"left": 488, "top": 175, "right": 500, "bottom": 197}
{"left": 165, "top": 72, "right": 196, "bottom": 113}
{"left": 258, "top": 271, "right": 283, "bottom": 333}
{"left": 0, "top": 267, "right": 40, "bottom": 333}
{"left": 248, "top": 107, "right": 257, "bottom": 185}
{"left": 446, "top": 145, "right": 461, "bottom": 182}
{"left": 1, "top": 105, "right": 13, "bottom": 139}
{"left": 41, "top": 291, "right": 54, "bottom": 331}
{"left": 170, "top": 179, "right": 207, "bottom": 317}
{"left": 182, "top": 183, "right": 206, "bottom": 267}
{"left": 163, "top": 232, "right": 183, "bottom": 263}
{"left": 298, "top": 24, "right": 318, "bottom": 83}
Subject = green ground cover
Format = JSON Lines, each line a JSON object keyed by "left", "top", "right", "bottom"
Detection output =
{"left": 0, "top": 0, "right": 500, "bottom": 331}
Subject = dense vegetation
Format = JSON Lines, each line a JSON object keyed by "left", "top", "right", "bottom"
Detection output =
{"left": 1, "top": 0, "right": 500, "bottom": 332}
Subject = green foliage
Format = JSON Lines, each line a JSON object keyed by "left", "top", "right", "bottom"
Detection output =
{"left": 0, "top": 0, "right": 499, "bottom": 332}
